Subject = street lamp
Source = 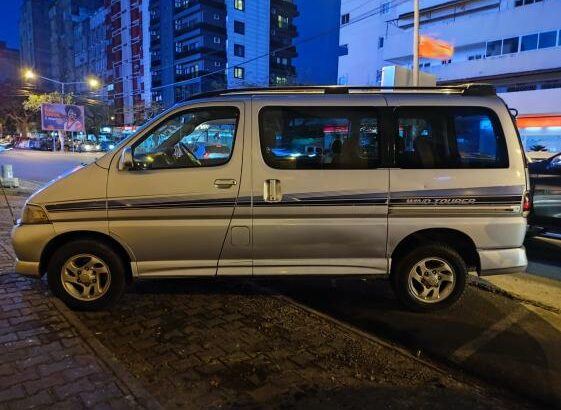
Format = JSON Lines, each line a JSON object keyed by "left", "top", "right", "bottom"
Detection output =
{"left": 23, "top": 69, "right": 36, "bottom": 81}
{"left": 23, "top": 69, "right": 102, "bottom": 102}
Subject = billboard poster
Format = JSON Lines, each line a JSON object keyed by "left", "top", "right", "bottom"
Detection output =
{"left": 41, "top": 103, "right": 85, "bottom": 132}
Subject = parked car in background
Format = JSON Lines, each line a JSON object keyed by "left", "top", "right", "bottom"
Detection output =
{"left": 78, "top": 140, "right": 102, "bottom": 152}
{"left": 528, "top": 152, "right": 561, "bottom": 235}
{"left": 29, "top": 135, "right": 61, "bottom": 151}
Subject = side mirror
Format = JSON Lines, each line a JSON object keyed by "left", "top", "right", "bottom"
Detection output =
{"left": 118, "top": 147, "right": 134, "bottom": 171}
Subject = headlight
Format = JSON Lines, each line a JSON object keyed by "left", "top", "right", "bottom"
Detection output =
{"left": 21, "top": 204, "right": 50, "bottom": 224}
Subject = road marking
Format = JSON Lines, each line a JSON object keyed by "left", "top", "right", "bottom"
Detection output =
{"left": 451, "top": 308, "right": 529, "bottom": 363}
{"left": 525, "top": 304, "right": 561, "bottom": 333}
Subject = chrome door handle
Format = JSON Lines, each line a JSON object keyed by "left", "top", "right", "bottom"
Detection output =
{"left": 264, "top": 179, "right": 282, "bottom": 202}
{"left": 214, "top": 179, "right": 237, "bottom": 189}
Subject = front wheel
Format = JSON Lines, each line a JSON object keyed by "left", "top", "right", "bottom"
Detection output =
{"left": 47, "top": 240, "right": 126, "bottom": 311}
{"left": 391, "top": 243, "right": 467, "bottom": 312}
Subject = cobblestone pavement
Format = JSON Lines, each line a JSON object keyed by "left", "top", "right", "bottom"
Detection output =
{"left": 0, "top": 193, "right": 539, "bottom": 409}
{"left": 0, "top": 195, "right": 157, "bottom": 409}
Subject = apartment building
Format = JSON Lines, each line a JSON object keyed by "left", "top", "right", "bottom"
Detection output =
{"left": 149, "top": 0, "right": 299, "bottom": 108}
{"left": 105, "top": 0, "right": 151, "bottom": 126}
{"left": 19, "top": 0, "right": 54, "bottom": 84}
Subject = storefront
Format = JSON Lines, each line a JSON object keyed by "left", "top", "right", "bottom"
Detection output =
{"left": 517, "top": 115, "right": 561, "bottom": 160}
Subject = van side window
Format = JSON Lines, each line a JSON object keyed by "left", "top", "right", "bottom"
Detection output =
{"left": 395, "top": 107, "right": 508, "bottom": 169}
{"left": 132, "top": 107, "right": 238, "bottom": 170}
{"left": 259, "top": 107, "right": 380, "bottom": 170}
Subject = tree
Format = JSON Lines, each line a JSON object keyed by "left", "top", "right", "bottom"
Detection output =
{"left": 23, "top": 92, "right": 73, "bottom": 112}
{"left": 84, "top": 102, "right": 111, "bottom": 135}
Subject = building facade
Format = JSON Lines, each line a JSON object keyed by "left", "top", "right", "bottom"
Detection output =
{"left": 0, "top": 41, "right": 20, "bottom": 84}
{"left": 19, "top": 0, "right": 54, "bottom": 84}
{"left": 48, "top": 0, "right": 104, "bottom": 91}
{"left": 149, "top": 0, "right": 299, "bottom": 108}
{"left": 338, "top": 0, "right": 561, "bottom": 151}
{"left": 105, "top": 0, "right": 151, "bottom": 126}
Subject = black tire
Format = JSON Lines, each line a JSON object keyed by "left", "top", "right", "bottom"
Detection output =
{"left": 391, "top": 243, "right": 467, "bottom": 312}
{"left": 47, "top": 239, "right": 126, "bottom": 311}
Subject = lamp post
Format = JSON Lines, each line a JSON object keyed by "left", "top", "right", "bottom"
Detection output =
{"left": 412, "top": 0, "right": 420, "bottom": 86}
{"left": 23, "top": 69, "right": 101, "bottom": 152}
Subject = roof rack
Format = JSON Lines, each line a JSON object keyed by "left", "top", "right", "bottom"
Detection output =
{"left": 187, "top": 83, "right": 496, "bottom": 101}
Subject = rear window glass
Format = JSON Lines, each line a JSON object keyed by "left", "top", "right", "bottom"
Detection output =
{"left": 396, "top": 107, "right": 508, "bottom": 169}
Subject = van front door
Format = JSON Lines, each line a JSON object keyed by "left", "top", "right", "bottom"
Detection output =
{"left": 251, "top": 97, "right": 389, "bottom": 275}
{"left": 106, "top": 102, "right": 245, "bottom": 277}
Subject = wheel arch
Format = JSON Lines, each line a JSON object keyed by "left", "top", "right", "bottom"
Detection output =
{"left": 39, "top": 231, "right": 134, "bottom": 283}
{"left": 390, "top": 228, "right": 480, "bottom": 275}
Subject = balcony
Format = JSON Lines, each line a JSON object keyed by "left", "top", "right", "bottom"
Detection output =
{"left": 175, "top": 70, "right": 209, "bottom": 82}
{"left": 269, "top": 62, "right": 296, "bottom": 77}
{"left": 174, "top": 0, "right": 226, "bottom": 14}
{"left": 270, "top": 0, "right": 299, "bottom": 18}
{"left": 175, "top": 47, "right": 225, "bottom": 60}
{"left": 174, "top": 22, "right": 226, "bottom": 37}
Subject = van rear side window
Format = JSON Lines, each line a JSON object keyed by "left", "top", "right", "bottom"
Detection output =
{"left": 395, "top": 107, "right": 508, "bottom": 169}
{"left": 259, "top": 107, "right": 380, "bottom": 170}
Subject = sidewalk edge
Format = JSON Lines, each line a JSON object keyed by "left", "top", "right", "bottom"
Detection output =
{"left": 51, "top": 299, "right": 164, "bottom": 410}
{"left": 468, "top": 277, "right": 561, "bottom": 314}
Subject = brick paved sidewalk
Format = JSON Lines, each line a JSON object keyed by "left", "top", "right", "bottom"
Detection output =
{"left": 1, "top": 196, "right": 158, "bottom": 409}
{"left": 0, "top": 193, "right": 538, "bottom": 409}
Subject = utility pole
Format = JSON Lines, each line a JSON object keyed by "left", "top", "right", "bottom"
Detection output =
{"left": 412, "top": 0, "right": 420, "bottom": 86}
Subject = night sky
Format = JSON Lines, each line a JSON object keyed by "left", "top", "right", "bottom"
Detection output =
{"left": 0, "top": 0, "right": 22, "bottom": 49}
{"left": 294, "top": 0, "right": 341, "bottom": 85}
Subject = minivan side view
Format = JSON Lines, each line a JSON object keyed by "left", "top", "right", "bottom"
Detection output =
{"left": 11, "top": 84, "right": 530, "bottom": 312}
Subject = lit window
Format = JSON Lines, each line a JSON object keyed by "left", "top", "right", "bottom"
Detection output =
{"left": 235, "top": 0, "right": 244, "bottom": 11}
{"left": 341, "top": 13, "right": 349, "bottom": 25}
{"left": 214, "top": 14, "right": 220, "bottom": 20}
{"left": 234, "top": 66, "right": 244, "bottom": 79}
{"left": 214, "top": 36, "right": 221, "bottom": 44}
{"left": 278, "top": 15, "right": 289, "bottom": 28}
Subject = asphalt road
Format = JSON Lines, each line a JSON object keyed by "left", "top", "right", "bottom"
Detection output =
{"left": 0, "top": 149, "right": 101, "bottom": 183}
{"left": 265, "top": 277, "right": 561, "bottom": 408}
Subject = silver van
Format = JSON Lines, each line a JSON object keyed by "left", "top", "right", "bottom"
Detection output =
{"left": 12, "top": 85, "right": 530, "bottom": 311}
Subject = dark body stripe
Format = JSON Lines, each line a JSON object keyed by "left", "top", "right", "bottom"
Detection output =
{"left": 44, "top": 186, "right": 524, "bottom": 212}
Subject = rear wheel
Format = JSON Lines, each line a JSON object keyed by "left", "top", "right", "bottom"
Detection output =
{"left": 47, "top": 240, "right": 126, "bottom": 311}
{"left": 391, "top": 243, "right": 466, "bottom": 312}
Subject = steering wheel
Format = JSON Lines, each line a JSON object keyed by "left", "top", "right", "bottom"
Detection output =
{"left": 177, "top": 141, "right": 202, "bottom": 166}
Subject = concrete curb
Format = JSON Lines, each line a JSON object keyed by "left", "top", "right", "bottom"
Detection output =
{"left": 51, "top": 298, "right": 164, "bottom": 410}
{"left": 468, "top": 276, "right": 561, "bottom": 314}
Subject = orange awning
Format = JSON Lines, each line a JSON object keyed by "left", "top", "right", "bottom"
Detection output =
{"left": 516, "top": 116, "right": 561, "bottom": 128}
{"left": 419, "top": 35, "right": 454, "bottom": 59}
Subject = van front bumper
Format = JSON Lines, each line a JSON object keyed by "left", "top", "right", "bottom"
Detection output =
{"left": 11, "top": 223, "right": 56, "bottom": 279}
{"left": 15, "top": 260, "right": 41, "bottom": 278}
{"left": 478, "top": 247, "right": 527, "bottom": 276}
